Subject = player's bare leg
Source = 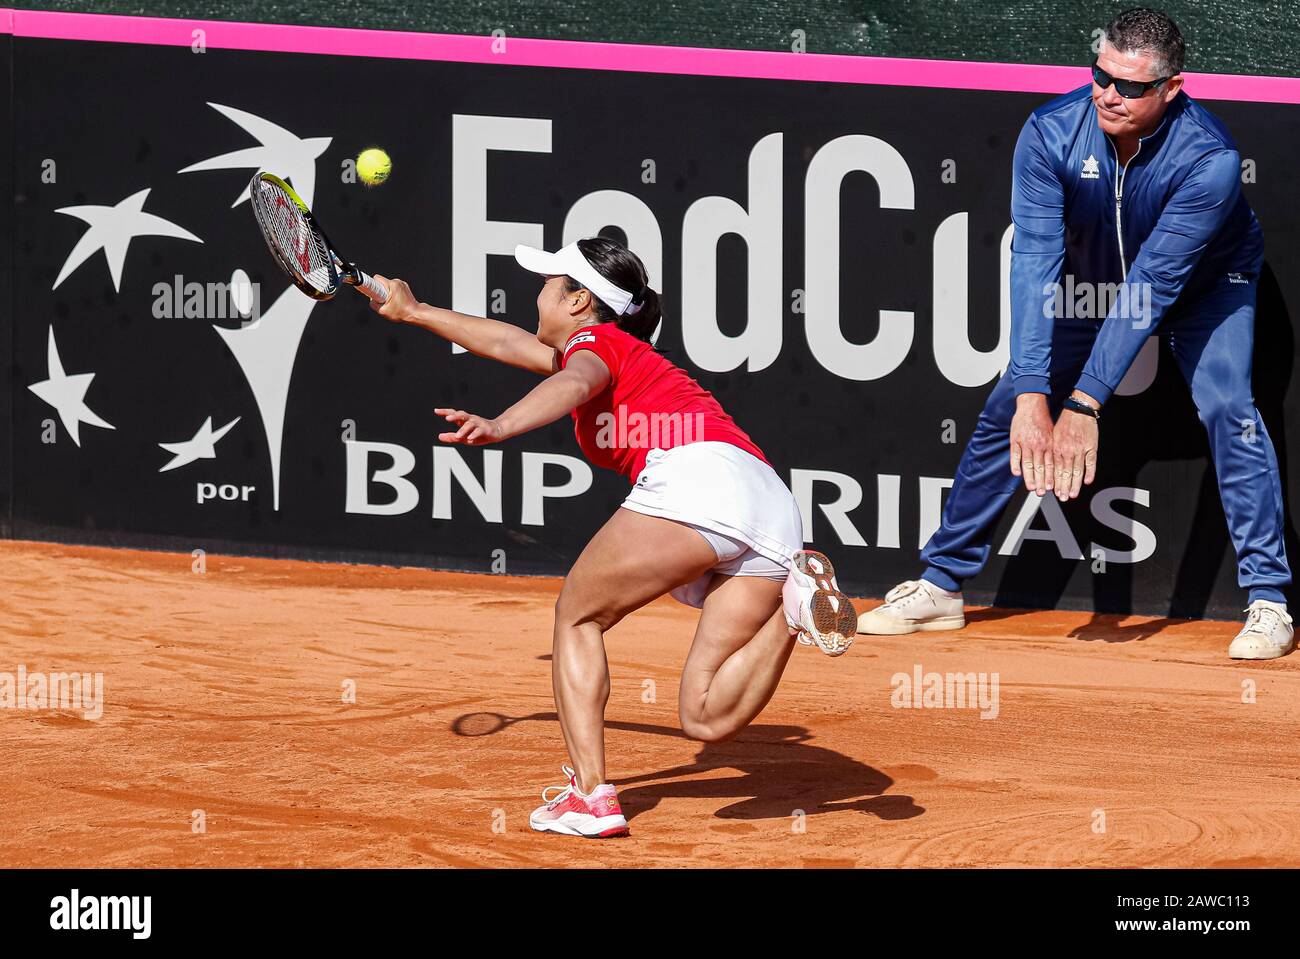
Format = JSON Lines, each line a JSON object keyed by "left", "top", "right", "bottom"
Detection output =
{"left": 678, "top": 575, "right": 795, "bottom": 743}
{"left": 550, "top": 508, "right": 718, "bottom": 794}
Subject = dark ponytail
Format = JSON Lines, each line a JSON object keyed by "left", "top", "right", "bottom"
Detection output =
{"left": 620, "top": 285, "right": 661, "bottom": 342}
{"left": 562, "top": 236, "right": 662, "bottom": 343}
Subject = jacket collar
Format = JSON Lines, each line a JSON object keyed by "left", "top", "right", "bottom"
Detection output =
{"left": 1101, "top": 89, "right": 1184, "bottom": 158}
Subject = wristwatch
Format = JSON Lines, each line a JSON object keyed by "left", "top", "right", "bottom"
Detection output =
{"left": 1062, "top": 396, "right": 1100, "bottom": 420}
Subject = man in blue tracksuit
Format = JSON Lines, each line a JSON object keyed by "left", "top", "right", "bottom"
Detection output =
{"left": 858, "top": 8, "right": 1294, "bottom": 658}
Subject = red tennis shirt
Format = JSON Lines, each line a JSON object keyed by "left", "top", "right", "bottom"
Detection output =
{"left": 558, "top": 323, "right": 768, "bottom": 483}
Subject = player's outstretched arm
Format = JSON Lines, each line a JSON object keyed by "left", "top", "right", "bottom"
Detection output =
{"left": 436, "top": 351, "right": 612, "bottom": 446}
{"left": 370, "top": 275, "right": 557, "bottom": 375}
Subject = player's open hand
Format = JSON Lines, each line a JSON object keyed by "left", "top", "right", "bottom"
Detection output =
{"left": 370, "top": 275, "right": 417, "bottom": 323}
{"left": 1051, "top": 400, "right": 1099, "bottom": 501}
{"left": 1009, "top": 393, "right": 1055, "bottom": 497}
{"left": 436, "top": 408, "right": 505, "bottom": 445}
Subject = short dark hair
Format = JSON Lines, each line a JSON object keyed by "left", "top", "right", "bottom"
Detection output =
{"left": 1103, "top": 7, "right": 1185, "bottom": 76}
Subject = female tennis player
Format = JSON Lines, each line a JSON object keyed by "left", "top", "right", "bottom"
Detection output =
{"left": 371, "top": 237, "right": 856, "bottom": 838}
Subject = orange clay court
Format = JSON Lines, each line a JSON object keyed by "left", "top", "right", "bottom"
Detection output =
{"left": 1, "top": 538, "right": 1297, "bottom": 869}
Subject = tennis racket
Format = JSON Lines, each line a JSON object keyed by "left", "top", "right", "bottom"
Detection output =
{"left": 248, "top": 171, "right": 388, "bottom": 303}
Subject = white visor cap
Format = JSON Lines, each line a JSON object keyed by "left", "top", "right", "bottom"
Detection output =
{"left": 514, "top": 242, "right": 644, "bottom": 317}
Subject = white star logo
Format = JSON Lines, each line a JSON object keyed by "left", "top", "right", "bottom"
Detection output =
{"left": 179, "top": 102, "right": 331, "bottom": 208}
{"left": 53, "top": 188, "right": 202, "bottom": 291}
{"left": 158, "top": 416, "right": 241, "bottom": 473}
{"left": 28, "top": 326, "right": 116, "bottom": 447}
{"left": 1082, "top": 154, "right": 1101, "bottom": 178}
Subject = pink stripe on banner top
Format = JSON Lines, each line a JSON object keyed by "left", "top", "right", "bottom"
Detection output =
{"left": 3, "top": 7, "right": 1299, "bottom": 104}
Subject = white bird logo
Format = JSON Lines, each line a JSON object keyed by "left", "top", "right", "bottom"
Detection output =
{"left": 53, "top": 188, "right": 202, "bottom": 291}
{"left": 179, "top": 102, "right": 331, "bottom": 208}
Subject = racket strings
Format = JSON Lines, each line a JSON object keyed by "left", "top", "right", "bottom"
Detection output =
{"left": 251, "top": 179, "right": 335, "bottom": 295}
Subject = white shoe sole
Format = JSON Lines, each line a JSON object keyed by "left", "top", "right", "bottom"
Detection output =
{"left": 857, "top": 610, "right": 966, "bottom": 636}
{"left": 529, "top": 811, "right": 629, "bottom": 838}
{"left": 1228, "top": 641, "right": 1295, "bottom": 660}
{"left": 786, "top": 551, "right": 857, "bottom": 656}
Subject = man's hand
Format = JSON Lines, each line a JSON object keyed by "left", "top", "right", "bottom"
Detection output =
{"left": 1010, "top": 393, "right": 1056, "bottom": 496}
{"left": 369, "top": 275, "right": 419, "bottom": 324}
{"left": 435, "top": 408, "right": 505, "bottom": 445}
{"left": 1051, "top": 391, "right": 1100, "bottom": 501}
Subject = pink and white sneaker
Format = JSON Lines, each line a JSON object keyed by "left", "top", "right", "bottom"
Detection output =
{"left": 528, "top": 765, "right": 630, "bottom": 838}
{"left": 783, "top": 550, "right": 857, "bottom": 657}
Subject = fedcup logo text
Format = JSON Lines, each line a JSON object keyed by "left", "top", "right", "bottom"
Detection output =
{"left": 1043, "top": 276, "right": 1153, "bottom": 329}
{"left": 50, "top": 890, "right": 151, "bottom": 939}
{"left": 890, "top": 663, "right": 999, "bottom": 719}
{"left": 0, "top": 666, "right": 104, "bottom": 720}
{"left": 593, "top": 405, "right": 706, "bottom": 450}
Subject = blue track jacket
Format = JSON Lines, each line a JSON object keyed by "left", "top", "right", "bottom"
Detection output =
{"left": 1008, "top": 85, "right": 1264, "bottom": 404}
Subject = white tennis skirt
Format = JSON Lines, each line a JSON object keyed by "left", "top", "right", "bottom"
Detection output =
{"left": 620, "top": 442, "right": 804, "bottom": 607}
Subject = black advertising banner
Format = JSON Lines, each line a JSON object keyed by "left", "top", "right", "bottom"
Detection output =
{"left": 0, "top": 28, "right": 12, "bottom": 538}
{"left": 8, "top": 15, "right": 1300, "bottom": 618}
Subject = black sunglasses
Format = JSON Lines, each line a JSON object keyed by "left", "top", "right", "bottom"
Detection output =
{"left": 1091, "top": 58, "right": 1173, "bottom": 98}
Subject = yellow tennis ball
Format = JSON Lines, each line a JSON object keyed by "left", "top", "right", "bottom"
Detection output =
{"left": 356, "top": 147, "right": 392, "bottom": 186}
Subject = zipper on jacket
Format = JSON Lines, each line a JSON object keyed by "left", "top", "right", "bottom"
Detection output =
{"left": 1107, "top": 137, "right": 1142, "bottom": 281}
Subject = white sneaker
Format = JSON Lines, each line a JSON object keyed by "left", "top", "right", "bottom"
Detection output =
{"left": 857, "top": 579, "right": 966, "bottom": 635}
{"left": 1228, "top": 600, "right": 1295, "bottom": 660}
{"left": 782, "top": 550, "right": 857, "bottom": 657}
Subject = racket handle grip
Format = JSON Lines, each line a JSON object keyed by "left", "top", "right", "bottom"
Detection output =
{"left": 355, "top": 271, "right": 388, "bottom": 303}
